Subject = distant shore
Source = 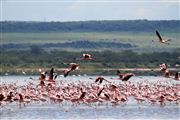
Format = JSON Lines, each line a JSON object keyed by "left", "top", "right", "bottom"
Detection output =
{"left": 1, "top": 67, "right": 179, "bottom": 76}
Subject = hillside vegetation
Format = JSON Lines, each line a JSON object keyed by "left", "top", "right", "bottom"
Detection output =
{"left": 1, "top": 20, "right": 179, "bottom": 32}
{"left": 1, "top": 20, "right": 180, "bottom": 75}
{"left": 1, "top": 20, "right": 180, "bottom": 52}
{"left": 1, "top": 48, "right": 179, "bottom": 75}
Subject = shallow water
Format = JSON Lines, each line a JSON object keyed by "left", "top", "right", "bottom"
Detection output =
{"left": 0, "top": 75, "right": 180, "bottom": 120}
{"left": 0, "top": 103, "right": 179, "bottom": 120}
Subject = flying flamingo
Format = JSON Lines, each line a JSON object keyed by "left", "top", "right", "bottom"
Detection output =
{"left": 48, "top": 68, "right": 56, "bottom": 82}
{"left": 64, "top": 63, "right": 79, "bottom": 77}
{"left": 47, "top": 68, "right": 58, "bottom": 84}
{"left": 95, "top": 76, "right": 111, "bottom": 84}
{"left": 75, "top": 53, "right": 93, "bottom": 61}
{"left": 152, "top": 30, "right": 171, "bottom": 45}
{"left": 117, "top": 70, "right": 135, "bottom": 81}
{"left": 83, "top": 53, "right": 92, "bottom": 60}
{"left": 39, "top": 71, "right": 47, "bottom": 81}
{"left": 97, "top": 88, "right": 111, "bottom": 102}
{"left": 37, "top": 70, "right": 47, "bottom": 86}
{"left": 160, "top": 63, "right": 167, "bottom": 72}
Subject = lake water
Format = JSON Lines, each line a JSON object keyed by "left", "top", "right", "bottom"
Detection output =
{"left": 0, "top": 75, "right": 180, "bottom": 120}
{"left": 1, "top": 75, "right": 179, "bottom": 85}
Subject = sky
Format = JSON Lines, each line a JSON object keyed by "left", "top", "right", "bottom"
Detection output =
{"left": 0, "top": 0, "right": 179, "bottom": 21}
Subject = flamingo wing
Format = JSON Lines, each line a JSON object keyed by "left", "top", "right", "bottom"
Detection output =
{"left": 54, "top": 74, "right": 58, "bottom": 80}
{"left": 95, "top": 78, "right": 99, "bottom": 83}
{"left": 97, "top": 88, "right": 104, "bottom": 96}
{"left": 99, "top": 79, "right": 103, "bottom": 84}
{"left": 165, "top": 39, "right": 172, "bottom": 42}
{"left": 40, "top": 74, "right": 46, "bottom": 80}
{"left": 64, "top": 69, "right": 71, "bottom": 77}
{"left": 156, "top": 30, "right": 162, "bottom": 41}
{"left": 49, "top": 68, "right": 54, "bottom": 79}
{"left": 122, "top": 74, "right": 134, "bottom": 81}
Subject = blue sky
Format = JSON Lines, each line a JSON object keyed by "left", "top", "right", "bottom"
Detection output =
{"left": 1, "top": 0, "right": 179, "bottom": 21}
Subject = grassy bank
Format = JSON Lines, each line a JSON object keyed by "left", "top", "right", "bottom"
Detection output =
{"left": 1, "top": 32, "right": 179, "bottom": 52}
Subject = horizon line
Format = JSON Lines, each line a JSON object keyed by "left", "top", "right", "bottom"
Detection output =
{"left": 0, "top": 19, "right": 179, "bottom": 22}
{"left": 1, "top": 0, "right": 179, "bottom": 3}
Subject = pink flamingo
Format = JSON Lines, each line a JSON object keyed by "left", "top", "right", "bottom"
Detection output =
{"left": 117, "top": 70, "right": 135, "bottom": 81}
{"left": 64, "top": 63, "right": 79, "bottom": 77}
{"left": 152, "top": 30, "right": 171, "bottom": 45}
{"left": 95, "top": 76, "right": 111, "bottom": 84}
{"left": 75, "top": 53, "right": 93, "bottom": 61}
{"left": 83, "top": 53, "right": 92, "bottom": 60}
{"left": 164, "top": 70, "right": 170, "bottom": 78}
{"left": 174, "top": 72, "right": 180, "bottom": 80}
{"left": 160, "top": 63, "right": 167, "bottom": 72}
{"left": 48, "top": 68, "right": 56, "bottom": 82}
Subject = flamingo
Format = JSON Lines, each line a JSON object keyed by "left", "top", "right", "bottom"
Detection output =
{"left": 44, "top": 68, "right": 58, "bottom": 85}
{"left": 64, "top": 63, "right": 79, "bottom": 77}
{"left": 95, "top": 76, "right": 111, "bottom": 84}
{"left": 49, "top": 95, "right": 63, "bottom": 103}
{"left": 36, "top": 70, "right": 48, "bottom": 87}
{"left": 48, "top": 68, "right": 56, "bottom": 82}
{"left": 158, "top": 95, "right": 165, "bottom": 106}
{"left": 18, "top": 93, "right": 26, "bottom": 107}
{"left": 164, "top": 70, "right": 170, "bottom": 78}
{"left": 0, "top": 94, "right": 5, "bottom": 106}
{"left": 1, "top": 74, "right": 179, "bottom": 106}
{"left": 110, "top": 84, "right": 118, "bottom": 90}
{"left": 160, "top": 63, "right": 167, "bottom": 72}
{"left": 117, "top": 70, "right": 135, "bottom": 81}
{"left": 39, "top": 71, "right": 47, "bottom": 81}
{"left": 174, "top": 72, "right": 179, "bottom": 80}
{"left": 97, "top": 88, "right": 105, "bottom": 96}
{"left": 18, "top": 94, "right": 24, "bottom": 103}
{"left": 97, "top": 88, "right": 111, "bottom": 102}
{"left": 152, "top": 30, "right": 171, "bottom": 45}
{"left": 55, "top": 94, "right": 63, "bottom": 103}
{"left": 0, "top": 94, "right": 5, "bottom": 102}
{"left": 79, "top": 91, "right": 86, "bottom": 100}
{"left": 39, "top": 80, "right": 45, "bottom": 87}
{"left": 4, "top": 92, "right": 14, "bottom": 103}
{"left": 75, "top": 53, "right": 93, "bottom": 61}
{"left": 83, "top": 53, "right": 92, "bottom": 60}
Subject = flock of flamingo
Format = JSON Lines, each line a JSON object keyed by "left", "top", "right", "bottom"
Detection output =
{"left": 0, "top": 30, "right": 179, "bottom": 108}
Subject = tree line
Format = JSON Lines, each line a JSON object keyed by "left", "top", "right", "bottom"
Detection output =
{"left": 0, "top": 41, "right": 134, "bottom": 50}
{"left": 1, "top": 48, "right": 179, "bottom": 71}
{"left": 1, "top": 20, "right": 179, "bottom": 33}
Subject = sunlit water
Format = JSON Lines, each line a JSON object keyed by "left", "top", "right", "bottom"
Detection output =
{"left": 0, "top": 75, "right": 180, "bottom": 120}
